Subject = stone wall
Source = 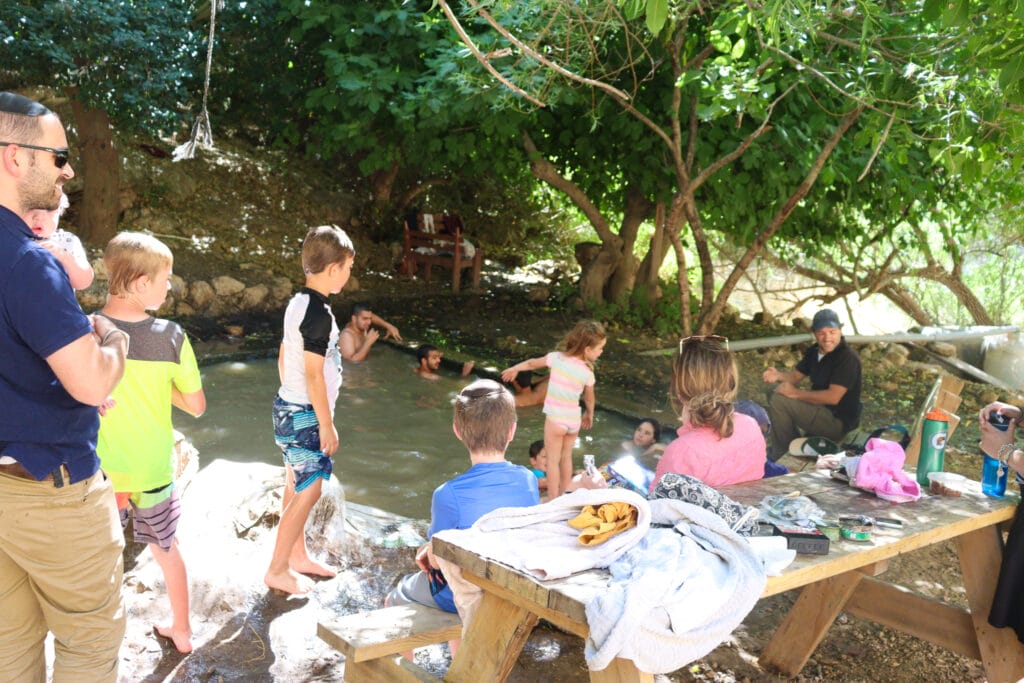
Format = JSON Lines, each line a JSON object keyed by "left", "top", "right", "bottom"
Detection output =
{"left": 76, "top": 256, "right": 295, "bottom": 318}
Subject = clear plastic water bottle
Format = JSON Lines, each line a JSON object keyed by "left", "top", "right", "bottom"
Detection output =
{"left": 582, "top": 454, "right": 597, "bottom": 477}
{"left": 982, "top": 413, "right": 1010, "bottom": 498}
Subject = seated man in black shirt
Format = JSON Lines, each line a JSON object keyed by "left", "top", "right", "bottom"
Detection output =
{"left": 761, "top": 308, "right": 862, "bottom": 461}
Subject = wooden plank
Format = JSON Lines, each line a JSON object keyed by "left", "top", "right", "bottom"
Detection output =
{"left": 759, "top": 570, "right": 864, "bottom": 677}
{"left": 906, "top": 375, "right": 964, "bottom": 465}
{"left": 588, "top": 657, "right": 656, "bottom": 683}
{"left": 957, "top": 526, "right": 1024, "bottom": 682}
{"left": 317, "top": 604, "right": 461, "bottom": 662}
{"left": 845, "top": 575, "right": 981, "bottom": 660}
{"left": 457, "top": 566, "right": 591, "bottom": 637}
{"left": 445, "top": 590, "right": 538, "bottom": 682}
{"left": 343, "top": 655, "right": 438, "bottom": 683}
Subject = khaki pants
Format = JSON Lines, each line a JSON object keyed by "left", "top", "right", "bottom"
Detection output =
{"left": 767, "top": 392, "right": 845, "bottom": 461}
{"left": 0, "top": 469, "right": 125, "bottom": 683}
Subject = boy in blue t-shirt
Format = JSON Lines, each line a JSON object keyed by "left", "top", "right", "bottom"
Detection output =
{"left": 267, "top": 225, "right": 354, "bottom": 595}
{"left": 387, "top": 379, "right": 539, "bottom": 614}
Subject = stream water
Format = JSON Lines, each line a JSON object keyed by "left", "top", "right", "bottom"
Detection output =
{"left": 179, "top": 345, "right": 641, "bottom": 518}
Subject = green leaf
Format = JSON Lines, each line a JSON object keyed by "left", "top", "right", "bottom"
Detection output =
{"left": 999, "top": 55, "right": 1024, "bottom": 89}
{"left": 646, "top": 0, "right": 668, "bottom": 35}
{"left": 922, "top": 0, "right": 944, "bottom": 21}
{"left": 731, "top": 37, "right": 746, "bottom": 60}
{"left": 710, "top": 30, "right": 732, "bottom": 54}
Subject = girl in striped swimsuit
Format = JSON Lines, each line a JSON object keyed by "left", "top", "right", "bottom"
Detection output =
{"left": 502, "top": 321, "right": 606, "bottom": 497}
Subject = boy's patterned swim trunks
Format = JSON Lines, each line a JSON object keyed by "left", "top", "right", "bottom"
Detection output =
{"left": 272, "top": 395, "right": 333, "bottom": 493}
{"left": 116, "top": 483, "right": 180, "bottom": 551}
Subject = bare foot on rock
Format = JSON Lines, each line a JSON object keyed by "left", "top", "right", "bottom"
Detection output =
{"left": 265, "top": 568, "right": 315, "bottom": 595}
{"left": 292, "top": 557, "right": 337, "bottom": 578}
{"left": 154, "top": 623, "right": 193, "bottom": 654}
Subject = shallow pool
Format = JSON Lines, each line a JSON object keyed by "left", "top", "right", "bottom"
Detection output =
{"left": 179, "top": 345, "right": 641, "bottom": 518}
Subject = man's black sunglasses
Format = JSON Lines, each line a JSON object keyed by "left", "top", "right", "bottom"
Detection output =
{"left": 0, "top": 141, "right": 70, "bottom": 168}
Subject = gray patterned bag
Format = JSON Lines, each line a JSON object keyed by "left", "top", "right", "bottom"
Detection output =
{"left": 649, "top": 473, "right": 759, "bottom": 536}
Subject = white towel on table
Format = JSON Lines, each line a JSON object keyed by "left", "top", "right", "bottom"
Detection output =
{"left": 583, "top": 498, "right": 766, "bottom": 673}
{"left": 433, "top": 488, "right": 650, "bottom": 581}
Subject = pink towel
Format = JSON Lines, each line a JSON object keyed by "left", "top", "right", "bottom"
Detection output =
{"left": 853, "top": 437, "right": 921, "bottom": 503}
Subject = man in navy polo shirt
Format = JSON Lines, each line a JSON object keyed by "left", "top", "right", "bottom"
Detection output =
{"left": 761, "top": 308, "right": 862, "bottom": 461}
{"left": 0, "top": 92, "right": 129, "bottom": 683}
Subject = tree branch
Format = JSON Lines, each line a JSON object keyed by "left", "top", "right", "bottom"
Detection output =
{"left": 436, "top": 0, "right": 546, "bottom": 108}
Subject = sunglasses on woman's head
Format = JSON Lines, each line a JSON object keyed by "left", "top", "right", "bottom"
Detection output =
{"left": 0, "top": 141, "right": 70, "bottom": 168}
{"left": 678, "top": 335, "right": 729, "bottom": 352}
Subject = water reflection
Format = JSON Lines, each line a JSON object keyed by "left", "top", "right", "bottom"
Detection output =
{"left": 180, "top": 345, "right": 638, "bottom": 518}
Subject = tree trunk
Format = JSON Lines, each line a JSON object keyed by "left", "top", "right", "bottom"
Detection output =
{"left": 605, "top": 186, "right": 652, "bottom": 303}
{"left": 68, "top": 97, "right": 119, "bottom": 248}
{"left": 881, "top": 283, "right": 933, "bottom": 326}
{"left": 632, "top": 202, "right": 674, "bottom": 309}
{"left": 369, "top": 159, "right": 400, "bottom": 206}
{"left": 926, "top": 273, "right": 993, "bottom": 325}
{"left": 523, "top": 131, "right": 622, "bottom": 306}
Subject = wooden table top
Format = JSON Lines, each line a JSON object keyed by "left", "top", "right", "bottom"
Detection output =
{"left": 432, "top": 469, "right": 1020, "bottom": 628}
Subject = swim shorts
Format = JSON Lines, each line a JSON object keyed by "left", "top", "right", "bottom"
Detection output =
{"left": 116, "top": 483, "right": 180, "bottom": 551}
{"left": 272, "top": 395, "right": 333, "bottom": 493}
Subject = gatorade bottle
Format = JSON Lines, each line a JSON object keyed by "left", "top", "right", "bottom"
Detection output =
{"left": 916, "top": 409, "right": 949, "bottom": 487}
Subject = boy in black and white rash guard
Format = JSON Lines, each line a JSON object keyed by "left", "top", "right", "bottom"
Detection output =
{"left": 267, "top": 225, "right": 353, "bottom": 595}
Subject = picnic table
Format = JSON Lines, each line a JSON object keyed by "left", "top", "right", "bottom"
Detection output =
{"left": 432, "top": 469, "right": 1024, "bottom": 682}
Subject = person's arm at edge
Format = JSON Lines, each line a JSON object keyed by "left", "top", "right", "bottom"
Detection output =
{"left": 370, "top": 313, "right": 402, "bottom": 341}
{"left": 337, "top": 329, "right": 370, "bottom": 362}
{"left": 172, "top": 387, "right": 206, "bottom": 417}
{"left": 46, "top": 319, "right": 127, "bottom": 406}
{"left": 581, "top": 383, "right": 595, "bottom": 430}
{"left": 304, "top": 351, "right": 338, "bottom": 455}
{"left": 39, "top": 240, "right": 94, "bottom": 290}
{"left": 762, "top": 367, "right": 805, "bottom": 385}
{"left": 277, "top": 343, "right": 285, "bottom": 384}
{"left": 63, "top": 233, "right": 95, "bottom": 289}
{"left": 65, "top": 260, "right": 94, "bottom": 290}
{"left": 341, "top": 329, "right": 377, "bottom": 362}
{"left": 500, "top": 355, "right": 547, "bottom": 383}
{"left": 775, "top": 382, "right": 848, "bottom": 406}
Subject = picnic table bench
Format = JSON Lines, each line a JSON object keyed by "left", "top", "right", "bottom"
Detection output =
{"left": 317, "top": 603, "right": 462, "bottom": 682}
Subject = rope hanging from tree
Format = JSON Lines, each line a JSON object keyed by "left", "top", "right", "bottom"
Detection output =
{"left": 173, "top": 1, "right": 218, "bottom": 161}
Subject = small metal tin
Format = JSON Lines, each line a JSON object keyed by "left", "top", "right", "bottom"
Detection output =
{"left": 841, "top": 525, "right": 873, "bottom": 542}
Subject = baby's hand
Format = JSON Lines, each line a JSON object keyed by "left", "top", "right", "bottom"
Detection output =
{"left": 500, "top": 368, "right": 516, "bottom": 383}
{"left": 38, "top": 239, "right": 67, "bottom": 262}
{"left": 98, "top": 397, "right": 117, "bottom": 417}
{"left": 581, "top": 412, "right": 594, "bottom": 430}
{"left": 461, "top": 360, "right": 475, "bottom": 376}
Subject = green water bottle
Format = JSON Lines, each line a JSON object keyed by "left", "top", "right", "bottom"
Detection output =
{"left": 916, "top": 409, "right": 949, "bottom": 487}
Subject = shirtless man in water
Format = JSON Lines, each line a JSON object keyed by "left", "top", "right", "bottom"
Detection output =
{"left": 413, "top": 344, "right": 474, "bottom": 380}
{"left": 338, "top": 302, "right": 402, "bottom": 362}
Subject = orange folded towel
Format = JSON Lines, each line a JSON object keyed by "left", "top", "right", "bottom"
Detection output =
{"left": 567, "top": 502, "right": 638, "bottom": 546}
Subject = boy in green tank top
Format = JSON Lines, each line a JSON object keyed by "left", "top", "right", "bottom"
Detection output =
{"left": 96, "top": 232, "right": 206, "bottom": 654}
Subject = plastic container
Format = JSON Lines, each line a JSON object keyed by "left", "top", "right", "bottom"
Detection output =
{"left": 915, "top": 409, "right": 949, "bottom": 487}
{"left": 982, "top": 453, "right": 1009, "bottom": 498}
